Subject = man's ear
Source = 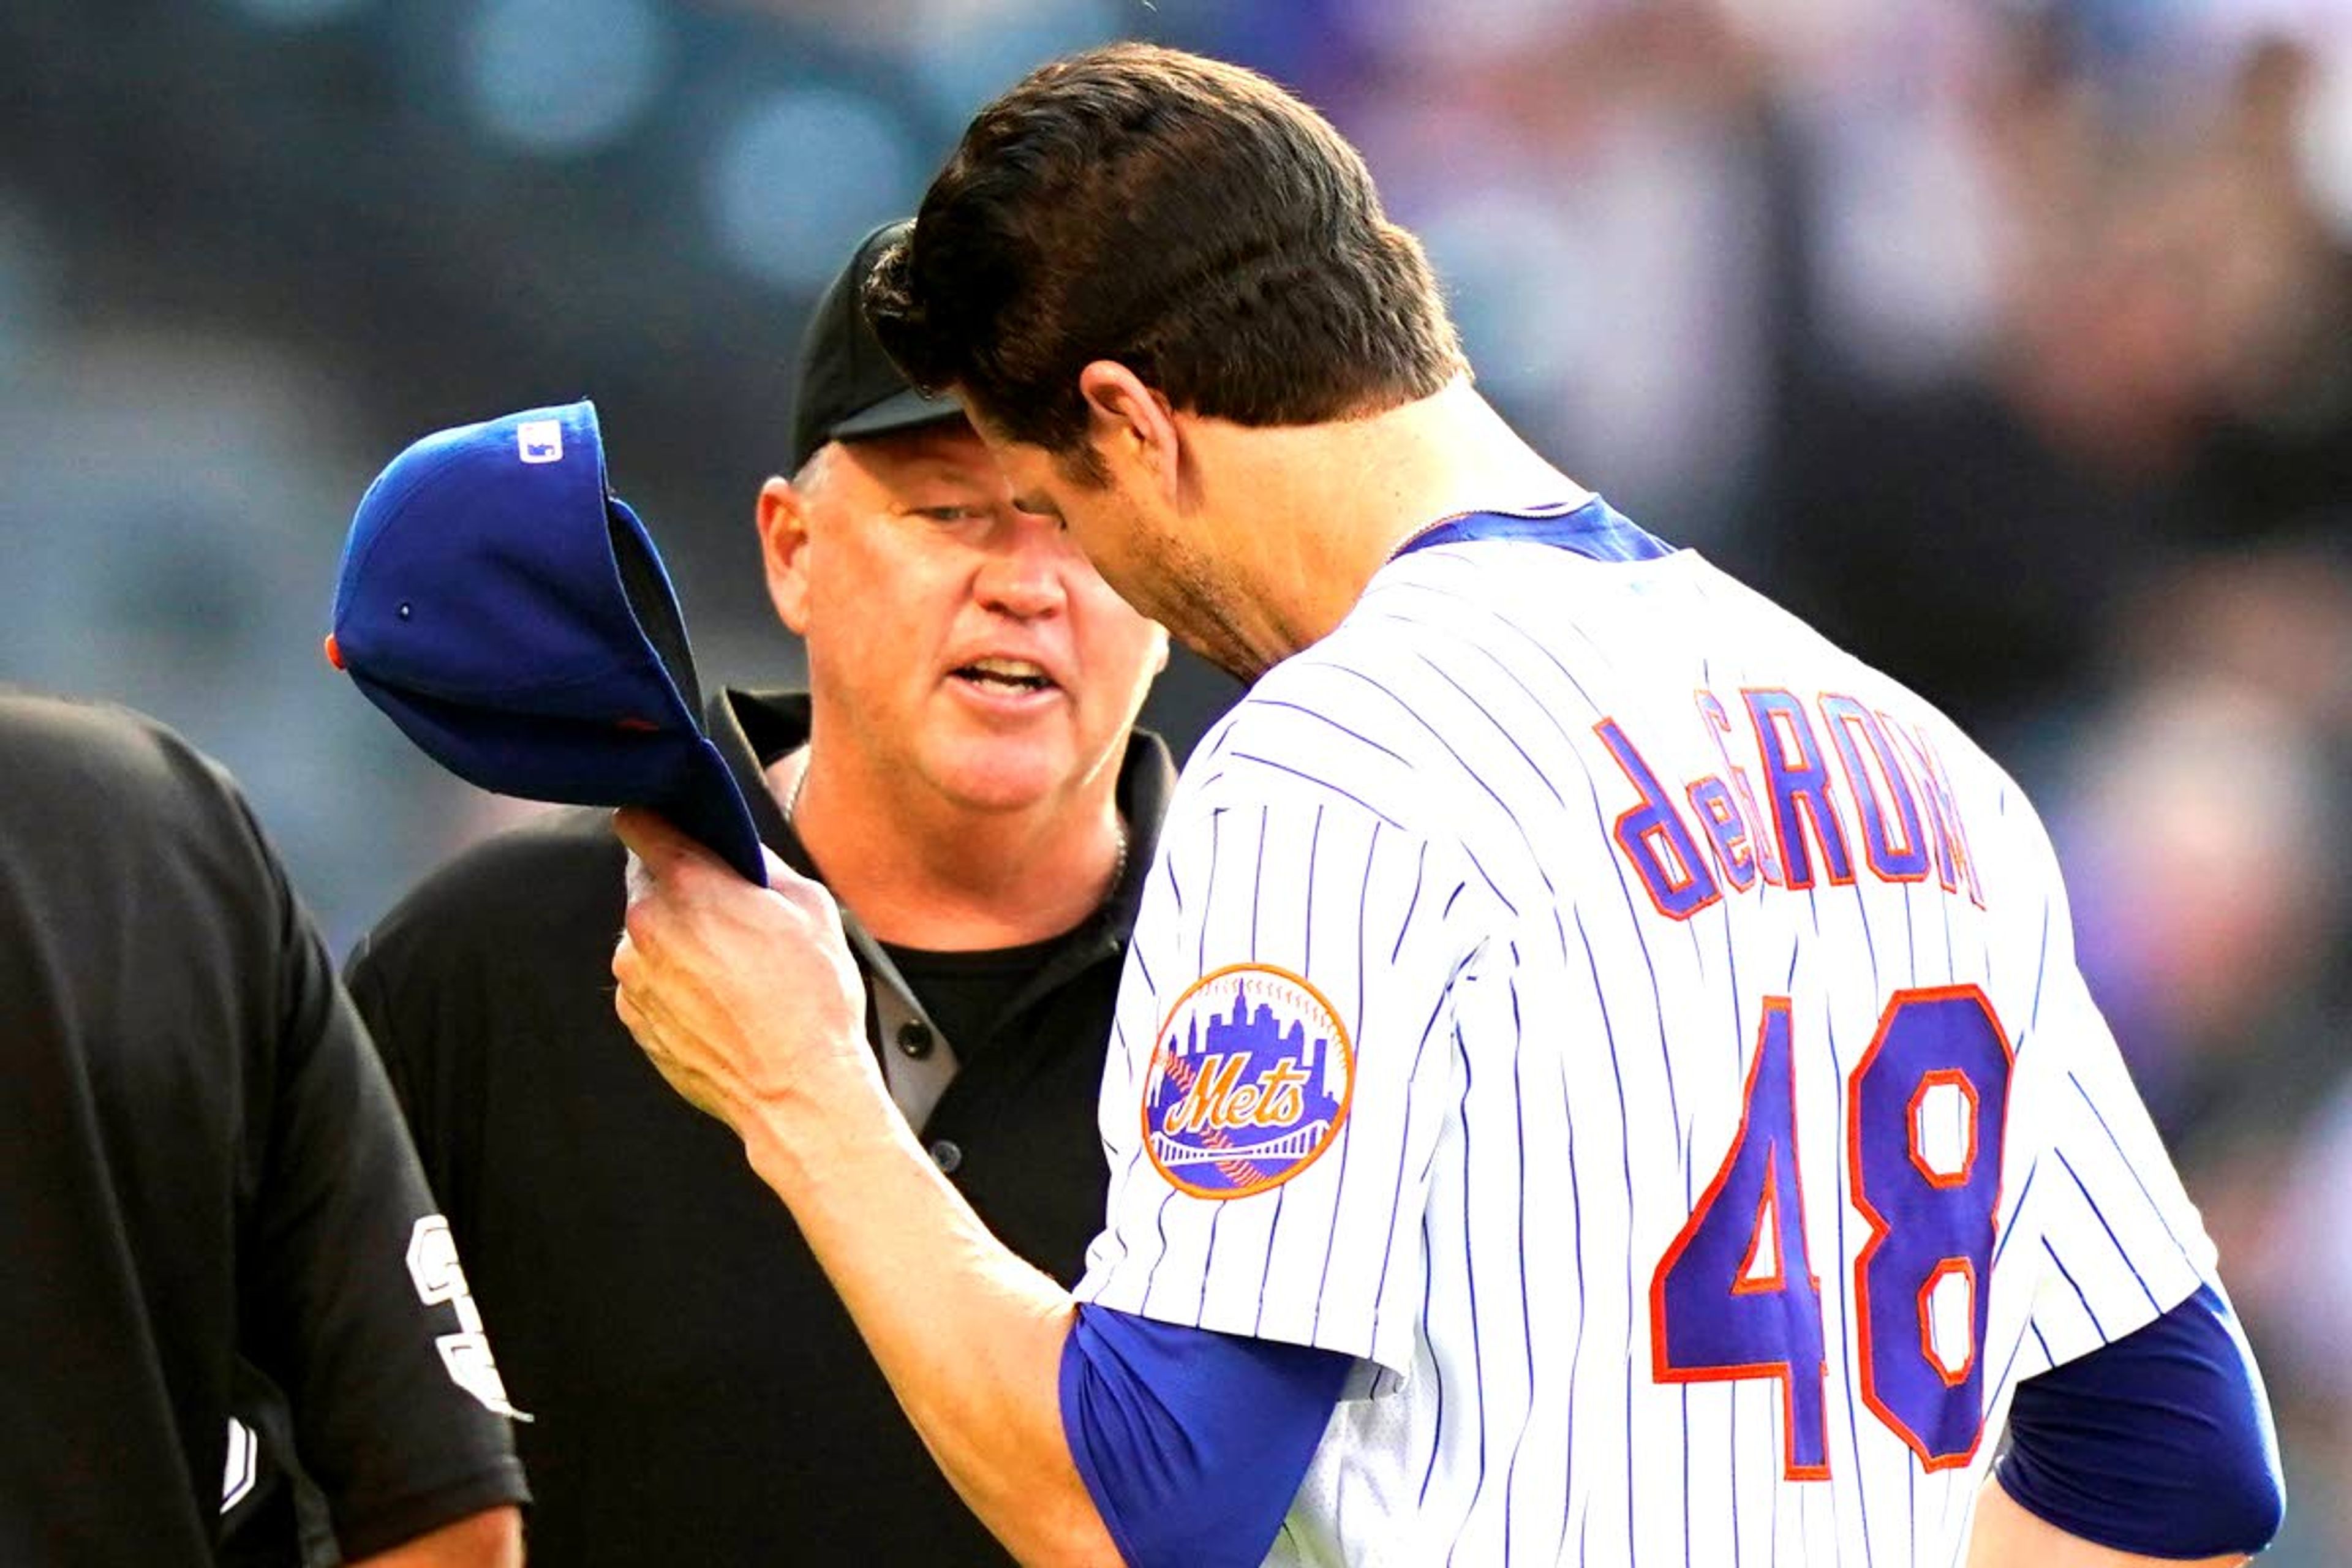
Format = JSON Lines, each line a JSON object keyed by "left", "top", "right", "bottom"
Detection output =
{"left": 1076, "top": 361, "right": 1181, "bottom": 502}
{"left": 756, "top": 473, "right": 815, "bottom": 635}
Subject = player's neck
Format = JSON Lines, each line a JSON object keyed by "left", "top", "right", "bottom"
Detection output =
{"left": 1340, "top": 379, "right": 1589, "bottom": 560}
{"left": 1189, "top": 380, "right": 1588, "bottom": 664}
{"left": 766, "top": 746, "right": 1126, "bottom": 951}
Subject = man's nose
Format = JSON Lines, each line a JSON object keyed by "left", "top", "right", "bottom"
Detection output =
{"left": 974, "top": 514, "right": 1073, "bottom": 618}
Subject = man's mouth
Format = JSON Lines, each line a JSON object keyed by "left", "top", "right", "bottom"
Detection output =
{"left": 952, "top": 657, "right": 1057, "bottom": 694}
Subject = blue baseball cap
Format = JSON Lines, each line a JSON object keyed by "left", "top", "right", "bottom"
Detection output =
{"left": 328, "top": 399, "right": 767, "bottom": 883}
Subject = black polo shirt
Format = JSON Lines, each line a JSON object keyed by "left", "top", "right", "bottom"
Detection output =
{"left": 0, "top": 693, "right": 526, "bottom": 1564}
{"left": 346, "top": 688, "right": 1171, "bottom": 1565}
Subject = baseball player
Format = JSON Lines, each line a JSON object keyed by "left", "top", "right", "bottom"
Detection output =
{"left": 608, "top": 42, "right": 2282, "bottom": 1567}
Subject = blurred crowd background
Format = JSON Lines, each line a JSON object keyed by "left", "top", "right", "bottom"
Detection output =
{"left": 6, "top": 0, "right": 2348, "bottom": 1553}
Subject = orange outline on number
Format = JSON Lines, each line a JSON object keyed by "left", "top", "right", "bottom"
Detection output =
{"left": 1648, "top": 996, "right": 1831, "bottom": 1482}
{"left": 1140, "top": 963, "right": 1356, "bottom": 1202}
{"left": 1847, "top": 982, "right": 2015, "bottom": 1473}
{"left": 1917, "top": 1258, "right": 1978, "bottom": 1389}
{"left": 1907, "top": 1069, "right": 1980, "bottom": 1191}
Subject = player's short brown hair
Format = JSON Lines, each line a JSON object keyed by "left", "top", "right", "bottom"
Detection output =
{"left": 864, "top": 43, "right": 1466, "bottom": 473}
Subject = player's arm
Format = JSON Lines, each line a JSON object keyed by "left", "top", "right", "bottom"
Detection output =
{"left": 1967, "top": 1485, "right": 2250, "bottom": 1568}
{"left": 735, "top": 1066, "right": 1112, "bottom": 1565}
{"left": 233, "top": 789, "right": 529, "bottom": 1560}
{"left": 1974, "top": 833, "right": 2282, "bottom": 1564}
{"left": 1967, "top": 1285, "right": 2282, "bottom": 1567}
{"left": 736, "top": 1093, "right": 1340, "bottom": 1566}
{"left": 344, "top": 1506, "right": 522, "bottom": 1568}
{"left": 612, "top": 809, "right": 1344, "bottom": 1568}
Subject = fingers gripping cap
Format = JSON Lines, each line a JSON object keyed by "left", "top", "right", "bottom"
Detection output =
{"left": 329, "top": 399, "right": 766, "bottom": 882}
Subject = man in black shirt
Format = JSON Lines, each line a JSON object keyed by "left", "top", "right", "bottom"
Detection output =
{"left": 345, "top": 221, "right": 1172, "bottom": 1563}
{"left": 0, "top": 691, "right": 527, "bottom": 1566}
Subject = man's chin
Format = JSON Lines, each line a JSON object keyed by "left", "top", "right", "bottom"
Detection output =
{"left": 924, "top": 748, "right": 1074, "bottom": 818}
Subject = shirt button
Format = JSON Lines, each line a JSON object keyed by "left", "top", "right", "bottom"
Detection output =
{"left": 896, "top": 1021, "right": 934, "bottom": 1059}
{"left": 929, "top": 1139, "right": 963, "bottom": 1175}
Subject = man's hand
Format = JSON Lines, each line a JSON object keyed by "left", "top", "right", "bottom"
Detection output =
{"left": 606, "top": 806, "right": 1119, "bottom": 1567}
{"left": 611, "top": 807, "right": 875, "bottom": 1138}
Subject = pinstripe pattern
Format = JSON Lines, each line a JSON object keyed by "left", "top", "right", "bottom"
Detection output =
{"left": 1072, "top": 530, "right": 2214, "bottom": 1564}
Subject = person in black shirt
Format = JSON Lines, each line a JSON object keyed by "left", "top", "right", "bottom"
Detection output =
{"left": 344, "top": 221, "right": 1172, "bottom": 1564}
{"left": 0, "top": 690, "right": 527, "bottom": 1566}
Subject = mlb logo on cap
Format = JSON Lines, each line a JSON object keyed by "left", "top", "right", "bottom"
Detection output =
{"left": 514, "top": 420, "right": 564, "bottom": 464}
{"left": 327, "top": 399, "right": 766, "bottom": 882}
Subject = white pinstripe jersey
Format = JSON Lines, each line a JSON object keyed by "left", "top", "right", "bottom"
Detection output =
{"left": 1073, "top": 502, "right": 2216, "bottom": 1566}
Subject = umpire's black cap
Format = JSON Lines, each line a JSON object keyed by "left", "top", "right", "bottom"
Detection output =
{"left": 790, "top": 219, "right": 962, "bottom": 472}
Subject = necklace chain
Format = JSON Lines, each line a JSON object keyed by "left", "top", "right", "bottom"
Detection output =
{"left": 783, "top": 756, "right": 810, "bottom": 824}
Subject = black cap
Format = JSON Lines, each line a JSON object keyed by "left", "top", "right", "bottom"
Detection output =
{"left": 790, "top": 219, "right": 963, "bottom": 472}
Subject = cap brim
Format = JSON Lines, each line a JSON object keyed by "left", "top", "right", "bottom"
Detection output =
{"left": 825, "top": 385, "right": 966, "bottom": 445}
{"left": 347, "top": 676, "right": 766, "bottom": 885}
{"left": 653, "top": 736, "right": 770, "bottom": 886}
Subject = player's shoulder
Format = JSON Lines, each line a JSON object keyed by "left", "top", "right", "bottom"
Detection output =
{"left": 1185, "top": 570, "right": 1616, "bottom": 856}
{"left": 0, "top": 688, "right": 234, "bottom": 810}
{"left": 0, "top": 685, "right": 156, "bottom": 758}
{"left": 1763, "top": 600, "right": 2068, "bottom": 891}
{"left": 1816, "top": 631, "right": 2042, "bottom": 814}
{"left": 0, "top": 688, "right": 271, "bottom": 872}
{"left": 350, "top": 806, "right": 624, "bottom": 989}
{"left": 1185, "top": 650, "right": 1432, "bottom": 836}
{"left": 1209, "top": 578, "right": 1494, "bottom": 758}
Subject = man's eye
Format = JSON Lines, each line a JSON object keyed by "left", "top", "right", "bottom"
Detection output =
{"left": 914, "top": 505, "right": 979, "bottom": 523}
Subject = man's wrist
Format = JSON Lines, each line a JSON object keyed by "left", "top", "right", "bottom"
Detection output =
{"left": 737, "top": 1055, "right": 920, "bottom": 1204}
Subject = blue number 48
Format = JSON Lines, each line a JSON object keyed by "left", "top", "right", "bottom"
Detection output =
{"left": 1649, "top": 987, "right": 2015, "bottom": 1477}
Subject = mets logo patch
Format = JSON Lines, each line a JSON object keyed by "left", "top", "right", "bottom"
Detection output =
{"left": 1142, "top": 963, "right": 1354, "bottom": 1200}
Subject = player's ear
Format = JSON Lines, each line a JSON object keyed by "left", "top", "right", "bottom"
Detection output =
{"left": 756, "top": 472, "right": 815, "bottom": 635}
{"left": 1077, "top": 361, "right": 1180, "bottom": 505}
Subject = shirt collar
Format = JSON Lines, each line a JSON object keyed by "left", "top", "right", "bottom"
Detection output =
{"left": 703, "top": 687, "right": 1174, "bottom": 946}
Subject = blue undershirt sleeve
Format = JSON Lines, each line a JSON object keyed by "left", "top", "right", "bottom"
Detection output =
{"left": 1058, "top": 1303, "right": 1352, "bottom": 1568}
{"left": 1997, "top": 1283, "right": 2283, "bottom": 1558}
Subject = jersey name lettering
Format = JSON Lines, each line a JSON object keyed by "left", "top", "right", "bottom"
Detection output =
{"left": 1604, "top": 685, "right": 1985, "bottom": 919}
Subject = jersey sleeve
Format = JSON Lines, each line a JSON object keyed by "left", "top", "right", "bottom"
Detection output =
{"left": 1073, "top": 760, "right": 1491, "bottom": 1390}
{"left": 2007, "top": 861, "right": 2217, "bottom": 1373}
{"left": 233, "top": 794, "right": 528, "bottom": 1559}
{"left": 344, "top": 926, "right": 462, "bottom": 1213}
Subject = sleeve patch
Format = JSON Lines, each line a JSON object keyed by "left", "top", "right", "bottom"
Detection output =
{"left": 407, "top": 1215, "right": 531, "bottom": 1422}
{"left": 1142, "top": 964, "right": 1354, "bottom": 1200}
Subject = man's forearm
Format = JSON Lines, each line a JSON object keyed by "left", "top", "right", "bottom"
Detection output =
{"left": 347, "top": 1506, "right": 523, "bottom": 1568}
{"left": 739, "top": 1085, "right": 1121, "bottom": 1567}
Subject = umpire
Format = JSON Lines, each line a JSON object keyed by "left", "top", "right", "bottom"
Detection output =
{"left": 337, "top": 222, "right": 1172, "bottom": 1563}
{"left": 0, "top": 691, "right": 527, "bottom": 1565}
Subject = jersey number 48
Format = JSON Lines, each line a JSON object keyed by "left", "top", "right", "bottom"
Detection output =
{"left": 1649, "top": 986, "right": 2014, "bottom": 1478}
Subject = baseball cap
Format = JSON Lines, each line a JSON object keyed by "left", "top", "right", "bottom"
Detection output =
{"left": 326, "top": 399, "right": 767, "bottom": 883}
{"left": 789, "top": 218, "right": 962, "bottom": 472}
